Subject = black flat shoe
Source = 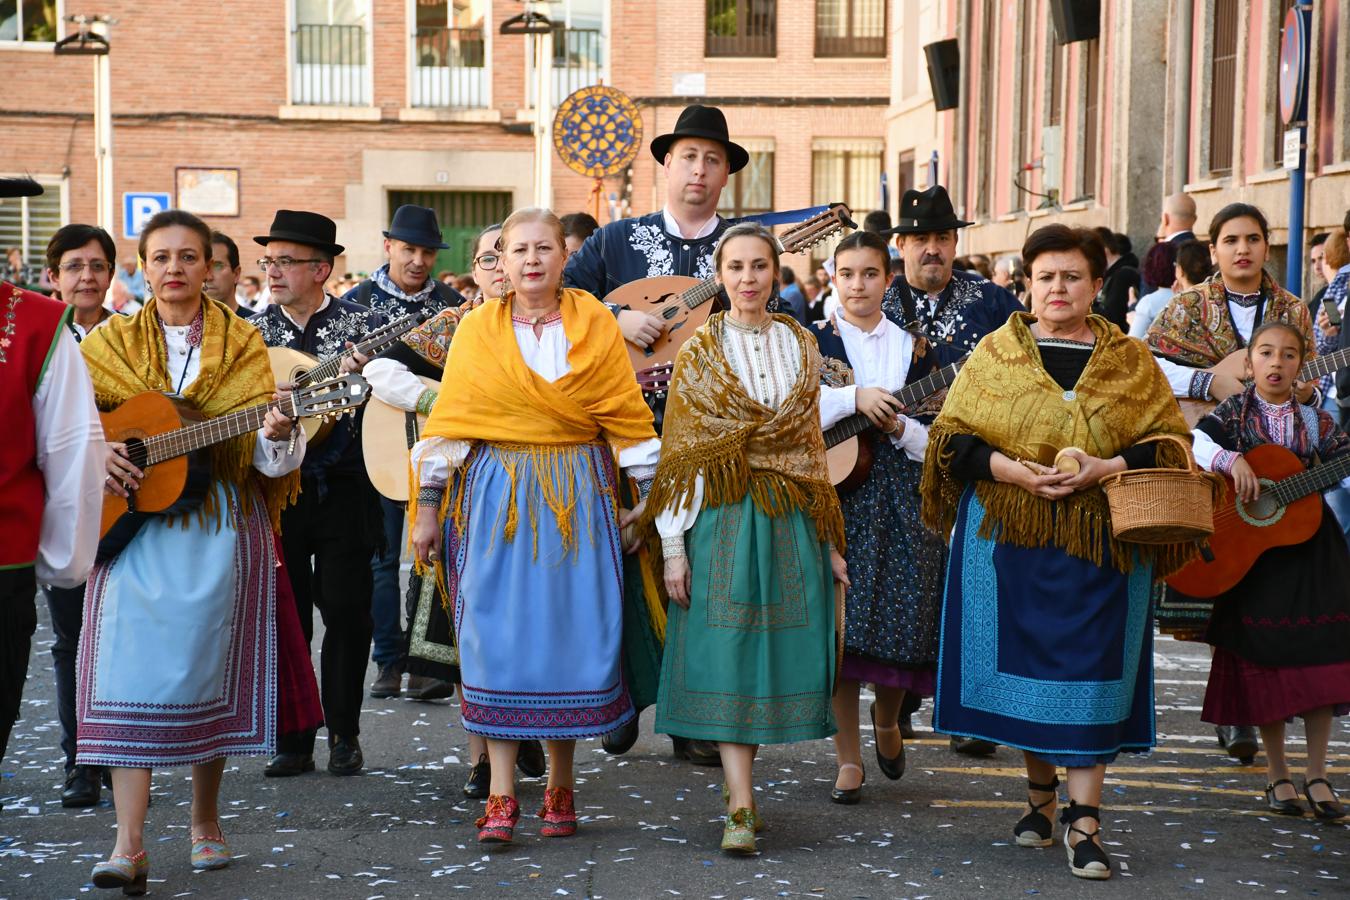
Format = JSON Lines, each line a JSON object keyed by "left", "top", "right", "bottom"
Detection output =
{"left": 1303, "top": 777, "right": 1347, "bottom": 821}
{"left": 1014, "top": 774, "right": 1059, "bottom": 848}
{"left": 671, "top": 736, "right": 722, "bottom": 767}
{"left": 949, "top": 735, "right": 998, "bottom": 757}
{"left": 61, "top": 765, "right": 102, "bottom": 808}
{"left": 263, "top": 752, "right": 315, "bottom": 778}
{"left": 1264, "top": 778, "right": 1305, "bottom": 816}
{"left": 516, "top": 739, "right": 547, "bottom": 778}
{"left": 601, "top": 717, "right": 640, "bottom": 756}
{"left": 327, "top": 735, "right": 363, "bottom": 776}
{"left": 830, "top": 763, "right": 865, "bottom": 805}
{"left": 463, "top": 754, "right": 490, "bottom": 799}
{"left": 1061, "top": 802, "right": 1111, "bottom": 880}
{"left": 1217, "top": 725, "right": 1259, "bottom": 765}
{"left": 869, "top": 703, "right": 905, "bottom": 781}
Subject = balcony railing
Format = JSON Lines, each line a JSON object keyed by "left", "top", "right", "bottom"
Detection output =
{"left": 528, "top": 28, "right": 603, "bottom": 106}
{"left": 706, "top": 0, "right": 776, "bottom": 58}
{"left": 413, "top": 26, "right": 488, "bottom": 108}
{"left": 293, "top": 24, "right": 369, "bottom": 106}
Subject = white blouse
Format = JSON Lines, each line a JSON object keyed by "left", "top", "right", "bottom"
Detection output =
{"left": 411, "top": 316, "right": 660, "bottom": 487}
{"left": 818, "top": 315, "right": 930, "bottom": 463}
{"left": 365, "top": 357, "right": 430, "bottom": 412}
{"left": 654, "top": 317, "right": 807, "bottom": 557}
{"left": 162, "top": 323, "right": 306, "bottom": 477}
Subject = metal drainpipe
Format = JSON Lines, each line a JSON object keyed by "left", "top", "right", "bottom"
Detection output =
{"left": 1172, "top": 0, "right": 1193, "bottom": 193}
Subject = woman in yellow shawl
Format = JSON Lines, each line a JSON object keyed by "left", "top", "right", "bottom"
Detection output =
{"left": 920, "top": 225, "right": 1192, "bottom": 883}
{"left": 647, "top": 223, "right": 848, "bottom": 856}
{"left": 408, "top": 207, "right": 658, "bottom": 846}
{"left": 78, "top": 210, "right": 303, "bottom": 894}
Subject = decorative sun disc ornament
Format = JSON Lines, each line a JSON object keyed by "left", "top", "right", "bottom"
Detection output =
{"left": 552, "top": 85, "right": 642, "bottom": 178}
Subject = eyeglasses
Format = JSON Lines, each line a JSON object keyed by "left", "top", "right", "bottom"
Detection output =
{"left": 58, "top": 261, "right": 112, "bottom": 274}
{"left": 473, "top": 253, "right": 500, "bottom": 271}
{"left": 257, "top": 256, "right": 321, "bottom": 272}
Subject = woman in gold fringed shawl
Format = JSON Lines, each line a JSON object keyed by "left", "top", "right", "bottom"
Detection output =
{"left": 647, "top": 223, "right": 848, "bottom": 856}
{"left": 920, "top": 225, "right": 1192, "bottom": 883}
{"left": 77, "top": 211, "right": 303, "bottom": 894}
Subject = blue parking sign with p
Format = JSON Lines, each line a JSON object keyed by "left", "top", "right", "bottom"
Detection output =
{"left": 123, "top": 193, "right": 171, "bottom": 239}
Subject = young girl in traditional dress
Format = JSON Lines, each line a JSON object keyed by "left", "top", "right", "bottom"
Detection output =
{"left": 814, "top": 231, "right": 961, "bottom": 803}
{"left": 1192, "top": 321, "right": 1350, "bottom": 821}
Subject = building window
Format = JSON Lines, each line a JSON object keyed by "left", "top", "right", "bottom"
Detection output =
{"left": 527, "top": 0, "right": 604, "bottom": 107}
{"left": 412, "top": 0, "right": 488, "bottom": 108}
{"left": 0, "top": 177, "right": 63, "bottom": 288}
{"left": 1269, "top": 0, "right": 1296, "bottom": 168}
{"left": 815, "top": 0, "right": 885, "bottom": 58}
{"left": 1080, "top": 38, "right": 1100, "bottom": 199}
{"left": 706, "top": 0, "right": 775, "bottom": 58}
{"left": 895, "top": 149, "right": 915, "bottom": 214}
{"left": 812, "top": 142, "right": 883, "bottom": 235}
{"left": 1047, "top": 43, "right": 1063, "bottom": 127}
{"left": 1208, "top": 0, "right": 1239, "bottom": 175}
{"left": 0, "top": 0, "right": 58, "bottom": 43}
{"left": 718, "top": 148, "right": 774, "bottom": 219}
{"left": 292, "top": 0, "right": 370, "bottom": 106}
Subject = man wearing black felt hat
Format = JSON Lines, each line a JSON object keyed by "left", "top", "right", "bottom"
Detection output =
{"left": 250, "top": 208, "right": 389, "bottom": 779}
{"left": 881, "top": 185, "right": 1022, "bottom": 356}
{"left": 341, "top": 204, "right": 465, "bottom": 324}
{"left": 878, "top": 185, "right": 1021, "bottom": 757}
{"left": 562, "top": 103, "right": 749, "bottom": 767}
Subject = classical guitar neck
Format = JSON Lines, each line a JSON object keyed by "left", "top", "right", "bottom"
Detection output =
{"left": 139, "top": 396, "right": 295, "bottom": 468}
{"left": 295, "top": 314, "right": 418, "bottom": 387}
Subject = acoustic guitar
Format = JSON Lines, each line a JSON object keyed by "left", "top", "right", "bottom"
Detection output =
{"left": 98, "top": 373, "right": 369, "bottom": 557}
{"left": 608, "top": 204, "right": 856, "bottom": 372}
{"left": 268, "top": 312, "right": 425, "bottom": 444}
{"left": 363, "top": 366, "right": 674, "bottom": 502}
{"left": 1175, "top": 345, "right": 1350, "bottom": 427}
{"left": 825, "top": 356, "right": 968, "bottom": 491}
{"left": 1165, "top": 442, "right": 1350, "bottom": 598}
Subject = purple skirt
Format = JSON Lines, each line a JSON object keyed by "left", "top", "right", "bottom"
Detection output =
{"left": 841, "top": 654, "right": 935, "bottom": 696}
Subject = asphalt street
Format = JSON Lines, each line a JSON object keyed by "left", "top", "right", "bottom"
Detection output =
{"left": 2, "top": 593, "right": 1347, "bottom": 900}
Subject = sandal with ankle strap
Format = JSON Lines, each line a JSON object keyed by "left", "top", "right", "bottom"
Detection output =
{"left": 1061, "top": 801, "right": 1111, "bottom": 880}
{"left": 1013, "top": 774, "right": 1059, "bottom": 847}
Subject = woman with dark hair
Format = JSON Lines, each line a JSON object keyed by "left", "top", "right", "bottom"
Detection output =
{"left": 815, "top": 230, "right": 962, "bottom": 805}
{"left": 1093, "top": 227, "right": 1140, "bottom": 332}
{"left": 1128, "top": 241, "right": 1180, "bottom": 338}
{"left": 78, "top": 209, "right": 304, "bottom": 893}
{"left": 649, "top": 222, "right": 846, "bottom": 854}
{"left": 1148, "top": 202, "right": 1314, "bottom": 411}
{"left": 45, "top": 224, "right": 117, "bottom": 340}
{"left": 922, "top": 224, "right": 1193, "bottom": 881}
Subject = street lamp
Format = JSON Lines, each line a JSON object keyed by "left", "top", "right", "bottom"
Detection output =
{"left": 502, "top": 2, "right": 555, "bottom": 207}
{"left": 54, "top": 15, "right": 114, "bottom": 235}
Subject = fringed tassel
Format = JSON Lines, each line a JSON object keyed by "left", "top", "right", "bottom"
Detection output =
{"left": 638, "top": 544, "right": 667, "bottom": 644}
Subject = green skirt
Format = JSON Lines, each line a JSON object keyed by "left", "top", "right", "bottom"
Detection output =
{"left": 655, "top": 497, "right": 837, "bottom": 745}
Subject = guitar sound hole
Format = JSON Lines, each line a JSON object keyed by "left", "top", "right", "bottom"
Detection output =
{"left": 124, "top": 437, "right": 149, "bottom": 470}
{"left": 1242, "top": 490, "right": 1279, "bottom": 521}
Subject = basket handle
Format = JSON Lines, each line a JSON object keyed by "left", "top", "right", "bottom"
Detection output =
{"left": 1131, "top": 432, "right": 1200, "bottom": 474}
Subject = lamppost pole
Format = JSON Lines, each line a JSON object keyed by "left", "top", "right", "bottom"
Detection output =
{"left": 55, "top": 15, "right": 115, "bottom": 235}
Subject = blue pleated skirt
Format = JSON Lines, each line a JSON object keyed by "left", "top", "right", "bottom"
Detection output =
{"left": 934, "top": 488, "right": 1155, "bottom": 766}
{"left": 444, "top": 443, "right": 634, "bottom": 740}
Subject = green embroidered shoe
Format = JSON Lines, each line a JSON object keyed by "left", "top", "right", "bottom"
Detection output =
{"left": 721, "top": 807, "right": 757, "bottom": 855}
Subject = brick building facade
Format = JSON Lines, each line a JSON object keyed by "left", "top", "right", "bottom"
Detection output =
{"left": 1, "top": 0, "right": 891, "bottom": 278}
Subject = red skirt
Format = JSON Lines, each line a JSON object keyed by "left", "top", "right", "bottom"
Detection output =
{"left": 273, "top": 538, "right": 324, "bottom": 736}
{"left": 1202, "top": 647, "right": 1350, "bottom": 725}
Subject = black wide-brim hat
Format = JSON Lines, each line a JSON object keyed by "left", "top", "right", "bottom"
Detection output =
{"left": 650, "top": 104, "right": 749, "bottom": 174}
{"left": 0, "top": 177, "right": 43, "bottom": 199}
{"left": 884, "top": 185, "right": 973, "bottom": 236}
{"left": 383, "top": 204, "right": 449, "bottom": 250}
{"left": 255, "top": 209, "right": 345, "bottom": 257}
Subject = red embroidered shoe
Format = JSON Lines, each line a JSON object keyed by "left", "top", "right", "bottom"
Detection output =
{"left": 476, "top": 794, "right": 520, "bottom": 844}
{"left": 538, "top": 786, "right": 578, "bottom": 838}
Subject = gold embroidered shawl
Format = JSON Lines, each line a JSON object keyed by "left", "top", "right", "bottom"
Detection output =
{"left": 920, "top": 312, "right": 1193, "bottom": 575}
{"left": 644, "top": 313, "right": 845, "bottom": 551}
{"left": 1146, "top": 273, "right": 1311, "bottom": 367}
{"left": 80, "top": 295, "right": 299, "bottom": 530}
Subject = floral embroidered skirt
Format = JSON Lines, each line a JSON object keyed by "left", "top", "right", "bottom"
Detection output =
{"left": 655, "top": 497, "right": 837, "bottom": 746}
{"left": 934, "top": 489, "right": 1155, "bottom": 767}
{"left": 445, "top": 443, "right": 633, "bottom": 740}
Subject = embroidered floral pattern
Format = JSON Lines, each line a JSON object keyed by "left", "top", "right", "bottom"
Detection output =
{"left": 0, "top": 284, "right": 23, "bottom": 365}
{"left": 629, "top": 223, "right": 676, "bottom": 278}
{"left": 254, "top": 302, "right": 379, "bottom": 360}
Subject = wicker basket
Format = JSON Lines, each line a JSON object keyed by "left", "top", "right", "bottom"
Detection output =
{"left": 1097, "top": 434, "right": 1223, "bottom": 544}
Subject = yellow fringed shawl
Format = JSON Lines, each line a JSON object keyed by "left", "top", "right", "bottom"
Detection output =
{"left": 411, "top": 288, "right": 656, "bottom": 552}
{"left": 643, "top": 313, "right": 845, "bottom": 553}
{"left": 920, "top": 312, "right": 1194, "bottom": 576}
{"left": 80, "top": 295, "right": 299, "bottom": 531}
